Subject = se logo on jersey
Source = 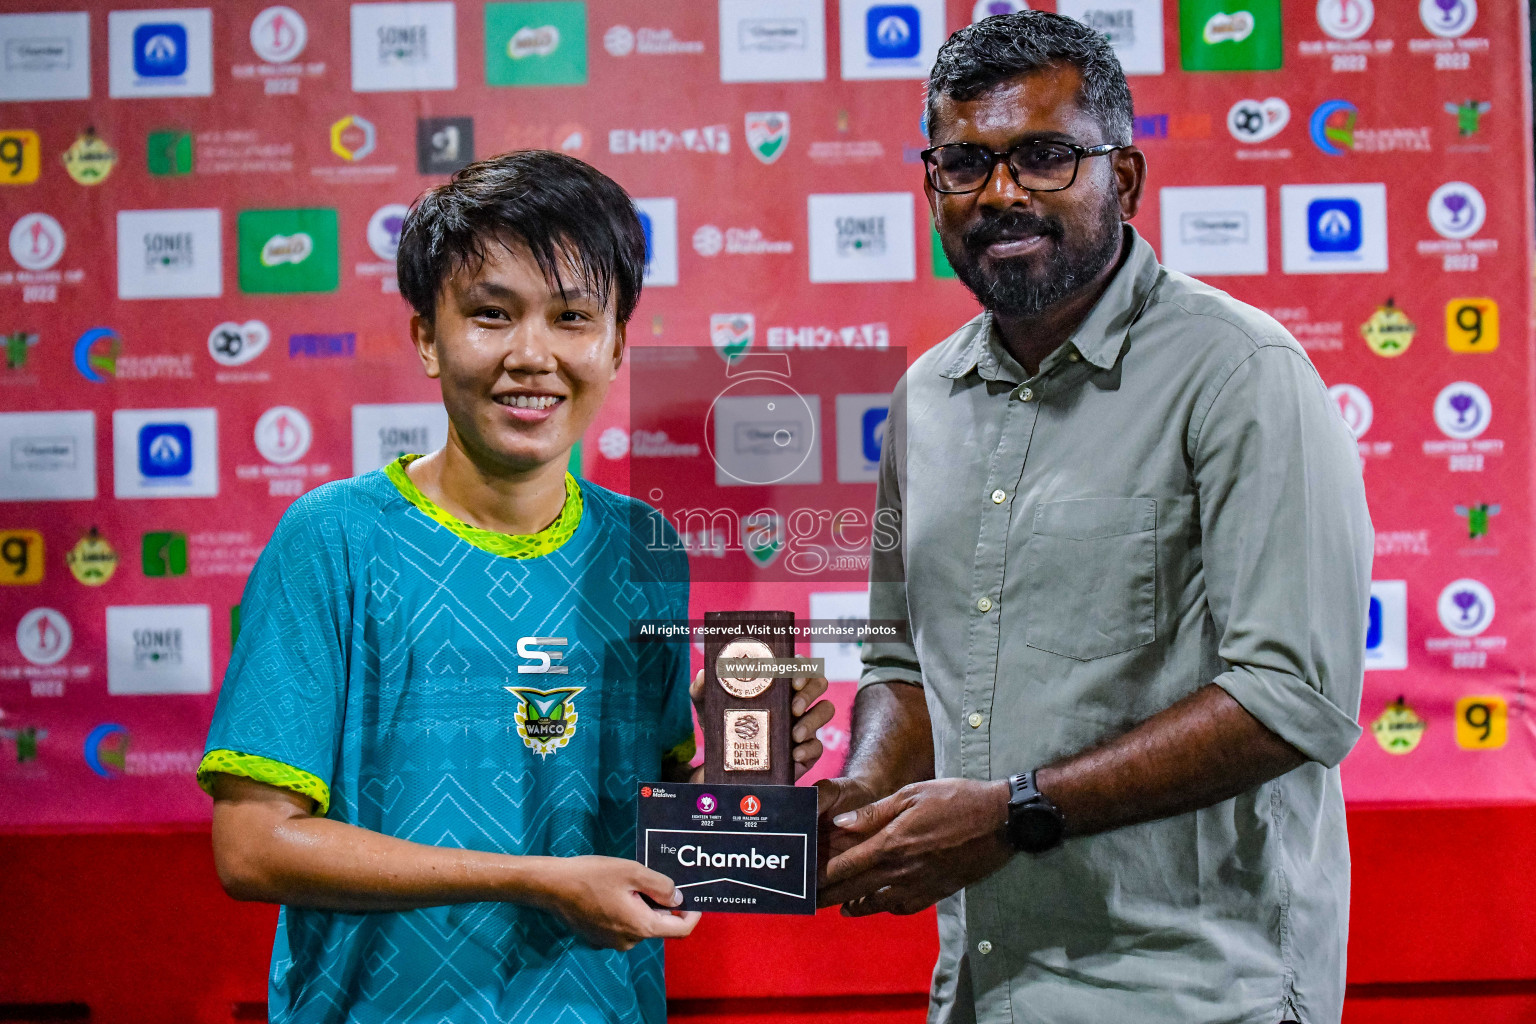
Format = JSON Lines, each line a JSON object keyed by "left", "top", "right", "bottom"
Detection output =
{"left": 508, "top": 636, "right": 582, "bottom": 756}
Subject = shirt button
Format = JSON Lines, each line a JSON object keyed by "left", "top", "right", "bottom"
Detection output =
{"left": 977, "top": 940, "right": 993, "bottom": 955}
{"left": 976, "top": 596, "right": 992, "bottom": 613}
{"left": 990, "top": 489, "right": 1006, "bottom": 504}
{"left": 1068, "top": 352, "right": 1081, "bottom": 363}
{"left": 1020, "top": 387, "right": 1035, "bottom": 402}
{"left": 968, "top": 712, "right": 983, "bottom": 728}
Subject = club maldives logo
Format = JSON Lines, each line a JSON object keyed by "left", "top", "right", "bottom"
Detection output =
{"left": 710, "top": 313, "right": 754, "bottom": 364}
{"left": 745, "top": 112, "right": 789, "bottom": 164}
{"left": 506, "top": 685, "right": 585, "bottom": 757}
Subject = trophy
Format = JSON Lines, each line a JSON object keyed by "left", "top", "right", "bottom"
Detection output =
{"left": 701, "top": 609, "right": 795, "bottom": 785}
{"left": 635, "top": 609, "right": 817, "bottom": 914}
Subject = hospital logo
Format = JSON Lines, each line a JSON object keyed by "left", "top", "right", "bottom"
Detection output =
{"left": 506, "top": 685, "right": 585, "bottom": 757}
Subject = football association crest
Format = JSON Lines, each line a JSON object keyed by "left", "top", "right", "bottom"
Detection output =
{"left": 744, "top": 112, "right": 789, "bottom": 164}
{"left": 507, "top": 685, "right": 586, "bottom": 757}
{"left": 743, "top": 511, "right": 784, "bottom": 568}
{"left": 710, "top": 313, "right": 754, "bottom": 364}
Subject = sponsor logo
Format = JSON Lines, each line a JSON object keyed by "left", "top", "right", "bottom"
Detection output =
{"left": 1158, "top": 185, "right": 1268, "bottom": 276}
{"left": 0, "top": 723, "right": 47, "bottom": 764}
{"left": 73, "top": 327, "right": 120, "bottom": 382}
{"left": 1444, "top": 298, "right": 1497, "bottom": 353}
{"left": 238, "top": 209, "right": 339, "bottom": 293}
{"left": 745, "top": 111, "right": 789, "bottom": 164}
{"left": 0, "top": 530, "right": 42, "bottom": 585}
{"left": 208, "top": 320, "right": 270, "bottom": 367}
{"left": 1371, "top": 697, "right": 1425, "bottom": 754}
{"left": 0, "top": 130, "right": 41, "bottom": 185}
{"left": 744, "top": 511, "right": 786, "bottom": 567}
{"left": 61, "top": 128, "right": 116, "bottom": 185}
{"left": 808, "top": 193, "right": 915, "bottom": 283}
{"left": 1057, "top": 0, "right": 1166, "bottom": 74}
{"left": 0, "top": 12, "right": 90, "bottom": 102}
{"left": 1437, "top": 578, "right": 1493, "bottom": 637}
{"left": 711, "top": 313, "right": 754, "bottom": 363}
{"left": 1454, "top": 502, "right": 1498, "bottom": 539}
{"left": 83, "top": 723, "right": 129, "bottom": 778}
{"left": 417, "top": 116, "right": 473, "bottom": 174}
{"left": 1455, "top": 695, "right": 1507, "bottom": 750}
{"left": 634, "top": 198, "right": 679, "bottom": 287}
{"left": 486, "top": 2, "right": 588, "bottom": 87}
{"left": 254, "top": 406, "right": 312, "bottom": 465}
{"left": 351, "top": 2, "right": 457, "bottom": 92}
{"left": 1280, "top": 183, "right": 1388, "bottom": 274}
{"left": 766, "top": 323, "right": 891, "bottom": 349}
{"left": 16, "top": 607, "right": 71, "bottom": 665}
{"left": 4, "top": 330, "right": 38, "bottom": 371}
{"left": 1426, "top": 181, "right": 1485, "bottom": 240}
{"left": 610, "top": 125, "right": 729, "bottom": 154}
{"left": 109, "top": 9, "right": 212, "bottom": 98}
{"left": 1179, "top": 0, "right": 1281, "bottom": 71}
{"left": 973, "top": 0, "right": 1027, "bottom": 19}
{"left": 719, "top": 0, "right": 827, "bottom": 83}
{"left": 1365, "top": 580, "right": 1407, "bottom": 670}
{"left": 0, "top": 410, "right": 97, "bottom": 501}
{"left": 697, "top": 792, "right": 718, "bottom": 813}
{"left": 141, "top": 531, "right": 188, "bottom": 577}
{"left": 506, "top": 684, "right": 586, "bottom": 757}
{"left": 1316, "top": 0, "right": 1373, "bottom": 40}
{"left": 250, "top": 6, "right": 307, "bottom": 63}
{"left": 741, "top": 794, "right": 762, "bottom": 815}
{"left": 603, "top": 25, "right": 703, "bottom": 56}
{"left": 116, "top": 208, "right": 222, "bottom": 300}
{"left": 1359, "top": 299, "right": 1414, "bottom": 357}
{"left": 1308, "top": 100, "right": 1430, "bottom": 156}
{"left": 1433, "top": 381, "right": 1490, "bottom": 440}
{"left": 842, "top": 0, "right": 940, "bottom": 79}
{"left": 350, "top": 402, "right": 449, "bottom": 475}
{"left": 597, "top": 426, "right": 629, "bottom": 459}
{"left": 105, "top": 604, "right": 212, "bottom": 694}
{"left": 1327, "top": 383, "right": 1372, "bottom": 438}
{"left": 631, "top": 430, "right": 700, "bottom": 458}
{"left": 367, "top": 204, "right": 409, "bottom": 260}
{"left": 146, "top": 130, "right": 193, "bottom": 176}
{"left": 9, "top": 212, "right": 64, "bottom": 270}
{"left": 67, "top": 527, "right": 117, "bottom": 585}
{"left": 1228, "top": 97, "right": 1289, "bottom": 143}
{"left": 289, "top": 332, "right": 355, "bottom": 359}
{"left": 1445, "top": 99, "right": 1489, "bottom": 137}
{"left": 836, "top": 393, "right": 889, "bottom": 483}
{"left": 1419, "top": 0, "right": 1475, "bottom": 39}
{"left": 330, "top": 115, "right": 376, "bottom": 161}
{"left": 113, "top": 408, "right": 218, "bottom": 499}
{"left": 693, "top": 225, "right": 792, "bottom": 257}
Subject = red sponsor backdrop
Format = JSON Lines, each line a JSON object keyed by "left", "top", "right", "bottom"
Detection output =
{"left": 0, "top": 0, "right": 1532, "bottom": 829}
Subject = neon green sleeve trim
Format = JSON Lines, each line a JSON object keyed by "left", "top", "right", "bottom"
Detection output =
{"left": 384, "top": 454, "right": 583, "bottom": 559}
{"left": 662, "top": 736, "right": 697, "bottom": 767}
{"left": 197, "top": 749, "right": 331, "bottom": 815}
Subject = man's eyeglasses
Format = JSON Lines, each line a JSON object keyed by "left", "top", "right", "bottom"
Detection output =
{"left": 921, "top": 141, "right": 1124, "bottom": 194}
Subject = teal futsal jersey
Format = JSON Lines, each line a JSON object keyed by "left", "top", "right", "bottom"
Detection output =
{"left": 200, "top": 459, "right": 693, "bottom": 1024}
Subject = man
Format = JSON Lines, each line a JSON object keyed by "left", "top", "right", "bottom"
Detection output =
{"left": 198, "top": 151, "right": 832, "bottom": 1024}
{"left": 817, "top": 12, "right": 1371, "bottom": 1024}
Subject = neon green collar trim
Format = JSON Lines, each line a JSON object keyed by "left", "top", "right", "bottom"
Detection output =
{"left": 385, "top": 454, "right": 583, "bottom": 559}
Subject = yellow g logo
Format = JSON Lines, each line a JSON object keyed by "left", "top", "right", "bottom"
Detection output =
{"left": 1455, "top": 695, "right": 1507, "bottom": 750}
{"left": 1446, "top": 299, "right": 1498, "bottom": 353}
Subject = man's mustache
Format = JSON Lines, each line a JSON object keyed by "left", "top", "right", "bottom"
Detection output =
{"left": 963, "top": 212, "right": 1064, "bottom": 253}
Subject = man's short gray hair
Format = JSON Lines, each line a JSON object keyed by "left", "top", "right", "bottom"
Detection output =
{"left": 925, "top": 11, "right": 1134, "bottom": 147}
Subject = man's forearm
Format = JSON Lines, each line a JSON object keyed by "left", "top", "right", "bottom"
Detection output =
{"left": 842, "top": 680, "right": 935, "bottom": 799}
{"left": 1035, "top": 682, "right": 1307, "bottom": 838}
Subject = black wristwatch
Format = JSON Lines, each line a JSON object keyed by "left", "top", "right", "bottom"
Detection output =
{"left": 1004, "top": 771, "right": 1066, "bottom": 854}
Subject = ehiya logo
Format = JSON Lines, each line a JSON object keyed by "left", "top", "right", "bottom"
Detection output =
{"left": 506, "top": 685, "right": 585, "bottom": 757}
{"left": 509, "top": 25, "right": 559, "bottom": 58}
{"left": 261, "top": 232, "right": 313, "bottom": 267}
{"left": 1203, "top": 10, "right": 1255, "bottom": 43}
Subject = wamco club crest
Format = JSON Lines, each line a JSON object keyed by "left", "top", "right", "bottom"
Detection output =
{"left": 506, "top": 686, "right": 586, "bottom": 757}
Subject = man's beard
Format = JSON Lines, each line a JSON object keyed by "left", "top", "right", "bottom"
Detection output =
{"left": 943, "top": 197, "right": 1123, "bottom": 319}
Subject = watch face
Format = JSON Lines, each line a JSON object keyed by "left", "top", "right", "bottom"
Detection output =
{"left": 1009, "top": 805, "right": 1064, "bottom": 853}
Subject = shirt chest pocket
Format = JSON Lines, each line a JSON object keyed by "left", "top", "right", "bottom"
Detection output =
{"left": 1022, "top": 497, "right": 1157, "bottom": 661}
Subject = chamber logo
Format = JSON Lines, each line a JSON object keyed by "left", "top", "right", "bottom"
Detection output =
{"left": 506, "top": 685, "right": 585, "bottom": 757}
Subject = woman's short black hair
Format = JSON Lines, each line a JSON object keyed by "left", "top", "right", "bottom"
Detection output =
{"left": 397, "top": 150, "right": 647, "bottom": 325}
{"left": 926, "top": 11, "right": 1134, "bottom": 146}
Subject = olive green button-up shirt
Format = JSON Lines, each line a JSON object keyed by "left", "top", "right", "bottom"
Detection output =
{"left": 861, "top": 227, "right": 1372, "bottom": 1024}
